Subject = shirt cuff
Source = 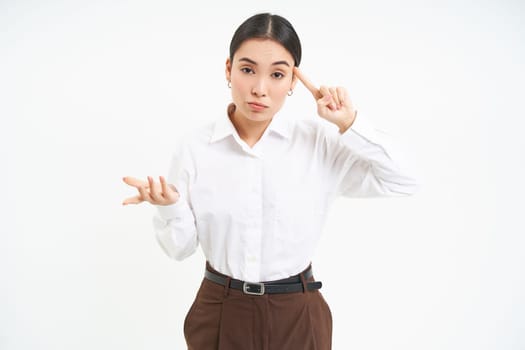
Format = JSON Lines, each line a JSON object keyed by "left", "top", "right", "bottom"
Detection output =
{"left": 155, "top": 196, "right": 191, "bottom": 221}
{"left": 339, "top": 113, "right": 384, "bottom": 150}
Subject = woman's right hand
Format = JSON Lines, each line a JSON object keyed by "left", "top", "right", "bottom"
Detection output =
{"left": 122, "top": 176, "right": 180, "bottom": 206}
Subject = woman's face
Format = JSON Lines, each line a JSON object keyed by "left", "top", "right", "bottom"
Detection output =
{"left": 225, "top": 38, "right": 297, "bottom": 124}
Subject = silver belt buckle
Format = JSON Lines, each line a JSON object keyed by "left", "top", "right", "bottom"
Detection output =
{"left": 243, "top": 282, "right": 265, "bottom": 295}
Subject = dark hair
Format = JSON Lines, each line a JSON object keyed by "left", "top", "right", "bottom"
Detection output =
{"left": 229, "top": 13, "right": 302, "bottom": 67}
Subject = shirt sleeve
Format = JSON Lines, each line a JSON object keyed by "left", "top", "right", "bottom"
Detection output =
{"left": 152, "top": 138, "right": 198, "bottom": 260}
{"left": 321, "top": 113, "right": 420, "bottom": 198}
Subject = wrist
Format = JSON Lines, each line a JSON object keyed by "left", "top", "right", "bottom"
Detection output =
{"left": 338, "top": 110, "right": 358, "bottom": 133}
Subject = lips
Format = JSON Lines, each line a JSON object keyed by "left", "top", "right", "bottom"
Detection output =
{"left": 247, "top": 101, "right": 268, "bottom": 110}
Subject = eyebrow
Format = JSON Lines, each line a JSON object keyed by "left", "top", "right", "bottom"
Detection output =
{"left": 238, "top": 57, "right": 290, "bottom": 67}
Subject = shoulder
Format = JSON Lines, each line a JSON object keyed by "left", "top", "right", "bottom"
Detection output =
{"left": 162, "top": 120, "right": 214, "bottom": 165}
{"left": 174, "top": 119, "right": 215, "bottom": 149}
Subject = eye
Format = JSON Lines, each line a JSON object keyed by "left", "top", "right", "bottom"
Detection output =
{"left": 241, "top": 67, "right": 254, "bottom": 74}
{"left": 272, "top": 72, "right": 285, "bottom": 79}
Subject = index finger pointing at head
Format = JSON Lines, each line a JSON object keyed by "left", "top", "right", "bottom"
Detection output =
{"left": 294, "top": 67, "right": 321, "bottom": 99}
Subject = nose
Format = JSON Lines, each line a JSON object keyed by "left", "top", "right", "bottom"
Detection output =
{"left": 251, "top": 77, "right": 268, "bottom": 97}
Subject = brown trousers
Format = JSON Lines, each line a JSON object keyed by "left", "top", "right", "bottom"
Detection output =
{"left": 183, "top": 263, "right": 332, "bottom": 350}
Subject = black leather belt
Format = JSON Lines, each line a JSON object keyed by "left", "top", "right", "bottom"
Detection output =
{"left": 204, "top": 266, "right": 322, "bottom": 295}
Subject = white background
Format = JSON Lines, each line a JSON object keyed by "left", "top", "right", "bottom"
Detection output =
{"left": 2, "top": 0, "right": 524, "bottom": 349}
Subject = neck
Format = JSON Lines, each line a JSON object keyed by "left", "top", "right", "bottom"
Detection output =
{"left": 228, "top": 103, "right": 272, "bottom": 147}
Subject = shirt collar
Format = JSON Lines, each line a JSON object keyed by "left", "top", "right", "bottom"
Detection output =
{"left": 209, "top": 109, "right": 292, "bottom": 144}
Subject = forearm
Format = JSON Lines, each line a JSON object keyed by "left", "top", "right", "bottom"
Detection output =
{"left": 331, "top": 114, "right": 420, "bottom": 197}
{"left": 153, "top": 198, "right": 198, "bottom": 260}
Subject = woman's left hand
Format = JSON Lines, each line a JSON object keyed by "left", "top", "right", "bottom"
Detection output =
{"left": 294, "top": 67, "right": 357, "bottom": 133}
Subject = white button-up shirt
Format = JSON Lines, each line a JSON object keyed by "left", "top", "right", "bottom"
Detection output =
{"left": 153, "top": 111, "right": 418, "bottom": 282}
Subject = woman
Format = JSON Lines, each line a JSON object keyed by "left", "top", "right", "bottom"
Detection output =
{"left": 123, "top": 12, "right": 418, "bottom": 350}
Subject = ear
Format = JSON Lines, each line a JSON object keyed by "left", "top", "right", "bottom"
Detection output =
{"left": 225, "top": 58, "right": 232, "bottom": 82}
{"left": 290, "top": 67, "right": 299, "bottom": 90}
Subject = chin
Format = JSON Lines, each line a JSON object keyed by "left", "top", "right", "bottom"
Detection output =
{"left": 249, "top": 114, "right": 272, "bottom": 122}
{"left": 244, "top": 109, "right": 272, "bottom": 121}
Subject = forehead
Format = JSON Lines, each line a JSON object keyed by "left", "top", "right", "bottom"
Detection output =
{"left": 234, "top": 38, "right": 293, "bottom": 65}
